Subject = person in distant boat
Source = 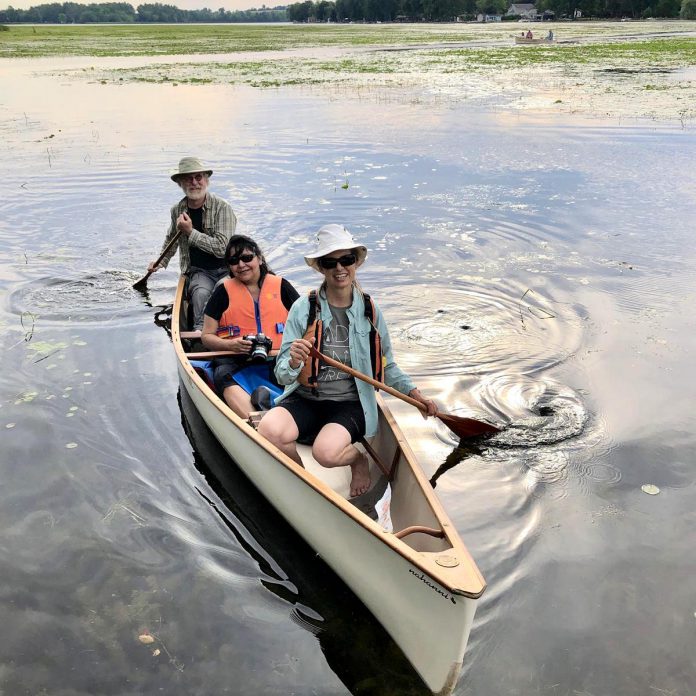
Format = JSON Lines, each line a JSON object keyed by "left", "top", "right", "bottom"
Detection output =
{"left": 547, "top": 30, "right": 554, "bottom": 40}
{"left": 146, "top": 156, "right": 237, "bottom": 331}
{"left": 526, "top": 29, "right": 533, "bottom": 39}
{"left": 258, "top": 224, "right": 437, "bottom": 498}
{"left": 201, "top": 235, "right": 299, "bottom": 419}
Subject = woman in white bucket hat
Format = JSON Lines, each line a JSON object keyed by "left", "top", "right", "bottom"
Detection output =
{"left": 258, "top": 224, "right": 436, "bottom": 499}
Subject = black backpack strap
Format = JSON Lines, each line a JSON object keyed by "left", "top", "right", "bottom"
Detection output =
{"left": 363, "top": 293, "right": 384, "bottom": 383}
{"left": 363, "top": 292, "right": 373, "bottom": 322}
{"left": 306, "top": 289, "right": 318, "bottom": 331}
{"left": 307, "top": 289, "right": 321, "bottom": 393}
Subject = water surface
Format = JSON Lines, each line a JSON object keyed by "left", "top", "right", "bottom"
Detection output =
{"left": 1, "top": 57, "right": 695, "bottom": 696}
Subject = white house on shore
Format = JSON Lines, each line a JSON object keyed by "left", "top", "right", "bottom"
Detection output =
{"left": 506, "top": 3, "right": 538, "bottom": 18}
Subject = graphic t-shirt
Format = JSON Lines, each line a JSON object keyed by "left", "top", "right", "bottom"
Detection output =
{"left": 298, "top": 303, "right": 358, "bottom": 401}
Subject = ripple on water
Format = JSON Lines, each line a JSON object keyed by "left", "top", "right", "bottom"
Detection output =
{"left": 482, "top": 375, "right": 589, "bottom": 448}
{"left": 384, "top": 279, "right": 584, "bottom": 377}
{"left": 8, "top": 272, "right": 152, "bottom": 325}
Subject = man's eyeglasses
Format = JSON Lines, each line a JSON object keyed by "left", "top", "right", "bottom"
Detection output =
{"left": 181, "top": 173, "right": 206, "bottom": 183}
{"left": 318, "top": 253, "right": 357, "bottom": 270}
{"left": 228, "top": 252, "right": 256, "bottom": 266}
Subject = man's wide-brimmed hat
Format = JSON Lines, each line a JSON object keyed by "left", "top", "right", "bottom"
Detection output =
{"left": 304, "top": 224, "right": 368, "bottom": 272}
{"left": 170, "top": 156, "right": 213, "bottom": 182}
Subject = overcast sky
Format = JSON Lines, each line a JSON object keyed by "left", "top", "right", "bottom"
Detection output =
{"left": 2, "top": 0, "right": 269, "bottom": 10}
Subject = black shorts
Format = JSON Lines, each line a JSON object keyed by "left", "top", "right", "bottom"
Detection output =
{"left": 279, "top": 394, "right": 366, "bottom": 445}
{"left": 213, "top": 359, "right": 278, "bottom": 396}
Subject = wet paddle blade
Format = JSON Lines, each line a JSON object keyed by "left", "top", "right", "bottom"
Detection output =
{"left": 132, "top": 273, "right": 150, "bottom": 290}
{"left": 437, "top": 412, "right": 501, "bottom": 439}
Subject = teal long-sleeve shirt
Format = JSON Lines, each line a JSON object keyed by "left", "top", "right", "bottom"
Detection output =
{"left": 274, "top": 286, "right": 416, "bottom": 438}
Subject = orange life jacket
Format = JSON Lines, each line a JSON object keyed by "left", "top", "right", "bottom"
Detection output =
{"left": 298, "top": 288, "right": 384, "bottom": 393}
{"left": 216, "top": 274, "right": 287, "bottom": 350}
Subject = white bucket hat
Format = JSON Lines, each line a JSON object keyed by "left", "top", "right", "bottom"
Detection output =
{"left": 170, "top": 156, "right": 213, "bottom": 182}
{"left": 304, "top": 224, "right": 368, "bottom": 272}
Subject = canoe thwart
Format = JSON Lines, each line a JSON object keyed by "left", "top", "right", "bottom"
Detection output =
{"left": 394, "top": 525, "right": 446, "bottom": 540}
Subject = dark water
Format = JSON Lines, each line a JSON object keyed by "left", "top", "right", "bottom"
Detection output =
{"left": 1, "top": 60, "right": 695, "bottom": 696}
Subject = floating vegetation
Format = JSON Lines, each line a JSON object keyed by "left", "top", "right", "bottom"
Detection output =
{"left": 15, "top": 390, "right": 38, "bottom": 404}
{"left": 9, "top": 21, "right": 687, "bottom": 122}
{"left": 641, "top": 484, "right": 660, "bottom": 495}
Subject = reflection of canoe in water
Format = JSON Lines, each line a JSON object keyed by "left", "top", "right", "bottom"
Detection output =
{"left": 178, "top": 386, "right": 429, "bottom": 694}
{"left": 173, "top": 277, "right": 486, "bottom": 694}
{"left": 515, "top": 36, "right": 555, "bottom": 44}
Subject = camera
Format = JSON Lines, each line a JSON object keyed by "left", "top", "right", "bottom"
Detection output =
{"left": 243, "top": 333, "right": 273, "bottom": 363}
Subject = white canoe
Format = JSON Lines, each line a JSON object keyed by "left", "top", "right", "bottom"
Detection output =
{"left": 172, "top": 278, "right": 486, "bottom": 694}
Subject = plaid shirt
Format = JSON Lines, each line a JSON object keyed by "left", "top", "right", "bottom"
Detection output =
{"left": 159, "top": 192, "right": 237, "bottom": 274}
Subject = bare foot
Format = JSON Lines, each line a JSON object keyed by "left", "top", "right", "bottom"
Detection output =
{"left": 349, "top": 454, "right": 371, "bottom": 498}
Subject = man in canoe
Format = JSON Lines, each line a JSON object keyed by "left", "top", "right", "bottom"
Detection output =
{"left": 146, "top": 156, "right": 237, "bottom": 331}
{"left": 258, "top": 224, "right": 437, "bottom": 498}
{"left": 201, "top": 235, "right": 299, "bottom": 419}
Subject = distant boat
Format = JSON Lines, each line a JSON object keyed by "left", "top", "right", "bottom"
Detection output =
{"left": 515, "top": 35, "right": 556, "bottom": 44}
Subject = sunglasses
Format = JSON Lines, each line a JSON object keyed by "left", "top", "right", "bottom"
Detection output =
{"left": 180, "top": 173, "right": 206, "bottom": 183}
{"left": 318, "top": 253, "right": 357, "bottom": 270}
{"left": 228, "top": 252, "right": 256, "bottom": 266}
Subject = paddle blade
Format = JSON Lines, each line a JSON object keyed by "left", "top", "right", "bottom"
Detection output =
{"left": 132, "top": 271, "right": 152, "bottom": 290}
{"left": 437, "top": 412, "right": 501, "bottom": 439}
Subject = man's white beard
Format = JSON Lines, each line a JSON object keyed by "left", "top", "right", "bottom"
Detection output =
{"left": 184, "top": 184, "right": 207, "bottom": 203}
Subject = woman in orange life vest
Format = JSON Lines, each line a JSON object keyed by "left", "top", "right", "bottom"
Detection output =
{"left": 258, "top": 224, "right": 437, "bottom": 499}
{"left": 201, "top": 235, "right": 299, "bottom": 418}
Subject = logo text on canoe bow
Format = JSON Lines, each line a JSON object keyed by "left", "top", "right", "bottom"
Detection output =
{"left": 408, "top": 568, "right": 457, "bottom": 604}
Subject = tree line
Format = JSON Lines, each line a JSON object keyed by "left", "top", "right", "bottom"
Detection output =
{"left": 1, "top": 0, "right": 692, "bottom": 23}
{"left": 286, "top": 0, "right": 691, "bottom": 19}
{"left": 0, "top": 2, "right": 288, "bottom": 23}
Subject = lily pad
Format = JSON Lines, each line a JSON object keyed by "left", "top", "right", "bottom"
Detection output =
{"left": 15, "top": 390, "right": 38, "bottom": 404}
{"left": 26, "top": 340, "right": 68, "bottom": 356}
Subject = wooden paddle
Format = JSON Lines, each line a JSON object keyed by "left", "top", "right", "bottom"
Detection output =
{"left": 308, "top": 346, "right": 500, "bottom": 439}
{"left": 133, "top": 229, "right": 183, "bottom": 290}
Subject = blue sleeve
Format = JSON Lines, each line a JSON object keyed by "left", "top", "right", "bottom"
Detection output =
{"left": 374, "top": 303, "right": 416, "bottom": 395}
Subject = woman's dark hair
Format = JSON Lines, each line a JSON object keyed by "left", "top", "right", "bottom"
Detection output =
{"left": 224, "top": 234, "right": 273, "bottom": 285}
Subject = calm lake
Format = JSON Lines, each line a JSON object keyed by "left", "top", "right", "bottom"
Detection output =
{"left": 1, "top": 54, "right": 695, "bottom": 696}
